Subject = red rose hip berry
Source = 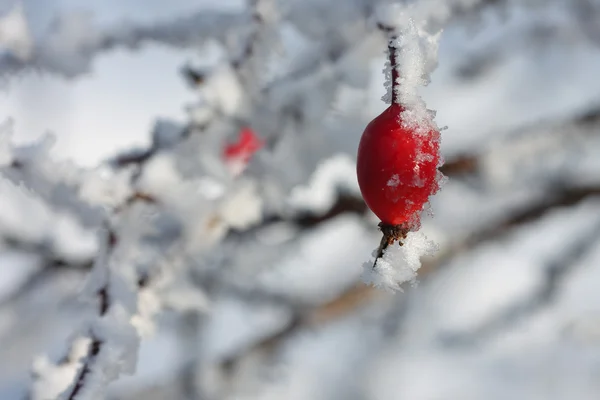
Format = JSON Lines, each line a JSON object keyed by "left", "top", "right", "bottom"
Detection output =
{"left": 223, "top": 127, "right": 263, "bottom": 164}
{"left": 357, "top": 103, "right": 441, "bottom": 230}
{"left": 223, "top": 127, "right": 264, "bottom": 175}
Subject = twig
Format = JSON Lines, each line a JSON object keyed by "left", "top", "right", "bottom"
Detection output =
{"left": 377, "top": 23, "right": 400, "bottom": 105}
{"left": 63, "top": 229, "right": 116, "bottom": 400}
{"left": 372, "top": 223, "right": 409, "bottom": 268}
{"left": 64, "top": 3, "right": 271, "bottom": 398}
{"left": 46, "top": 193, "right": 159, "bottom": 399}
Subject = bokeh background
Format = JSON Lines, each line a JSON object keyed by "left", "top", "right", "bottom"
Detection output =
{"left": 1, "top": 0, "right": 600, "bottom": 399}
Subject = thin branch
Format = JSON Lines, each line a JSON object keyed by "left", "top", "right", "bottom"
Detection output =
{"left": 30, "top": 191, "right": 158, "bottom": 400}
{"left": 231, "top": 0, "right": 265, "bottom": 71}
{"left": 62, "top": 228, "right": 115, "bottom": 400}
{"left": 0, "top": 254, "right": 89, "bottom": 308}
{"left": 2, "top": 159, "right": 105, "bottom": 228}
{"left": 388, "top": 40, "right": 399, "bottom": 104}
{"left": 376, "top": 22, "right": 400, "bottom": 105}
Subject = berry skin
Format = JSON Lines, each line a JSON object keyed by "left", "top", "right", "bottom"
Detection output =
{"left": 356, "top": 103, "right": 441, "bottom": 229}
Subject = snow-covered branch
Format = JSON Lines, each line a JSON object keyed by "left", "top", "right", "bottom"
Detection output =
{"left": 0, "top": 2, "right": 247, "bottom": 78}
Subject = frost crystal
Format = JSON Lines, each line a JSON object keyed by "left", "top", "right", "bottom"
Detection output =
{"left": 376, "top": 3, "right": 443, "bottom": 132}
{"left": 387, "top": 174, "right": 401, "bottom": 188}
{"left": 201, "top": 65, "right": 245, "bottom": 116}
{"left": 30, "top": 338, "right": 91, "bottom": 400}
{"left": 362, "top": 231, "right": 438, "bottom": 292}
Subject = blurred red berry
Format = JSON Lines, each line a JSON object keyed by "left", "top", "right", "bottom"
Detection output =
{"left": 356, "top": 103, "right": 441, "bottom": 229}
{"left": 223, "top": 127, "right": 263, "bottom": 174}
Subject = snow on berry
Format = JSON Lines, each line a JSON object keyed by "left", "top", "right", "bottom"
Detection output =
{"left": 362, "top": 230, "right": 438, "bottom": 292}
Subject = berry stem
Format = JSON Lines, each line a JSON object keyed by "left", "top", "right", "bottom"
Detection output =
{"left": 373, "top": 235, "right": 390, "bottom": 268}
{"left": 372, "top": 223, "right": 409, "bottom": 269}
{"left": 377, "top": 22, "right": 400, "bottom": 105}
{"left": 388, "top": 38, "right": 399, "bottom": 104}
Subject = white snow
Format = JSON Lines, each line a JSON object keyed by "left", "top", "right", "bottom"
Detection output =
{"left": 387, "top": 174, "right": 400, "bottom": 188}
{"left": 376, "top": 2, "right": 442, "bottom": 132}
{"left": 31, "top": 337, "right": 91, "bottom": 400}
{"left": 363, "top": 231, "right": 438, "bottom": 292}
{"left": 287, "top": 154, "right": 360, "bottom": 214}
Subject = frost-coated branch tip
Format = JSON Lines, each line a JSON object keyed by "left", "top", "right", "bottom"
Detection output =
{"left": 363, "top": 230, "right": 438, "bottom": 293}
{"left": 373, "top": 2, "right": 443, "bottom": 120}
{"left": 372, "top": 222, "right": 409, "bottom": 268}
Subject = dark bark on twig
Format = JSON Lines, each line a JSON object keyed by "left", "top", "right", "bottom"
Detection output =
{"left": 60, "top": 192, "right": 159, "bottom": 399}
{"left": 372, "top": 223, "right": 409, "bottom": 268}
{"left": 388, "top": 41, "right": 399, "bottom": 104}
{"left": 377, "top": 23, "right": 400, "bottom": 105}
{"left": 64, "top": 230, "right": 116, "bottom": 400}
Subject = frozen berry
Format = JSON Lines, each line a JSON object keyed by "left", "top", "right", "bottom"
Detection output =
{"left": 356, "top": 103, "right": 440, "bottom": 230}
